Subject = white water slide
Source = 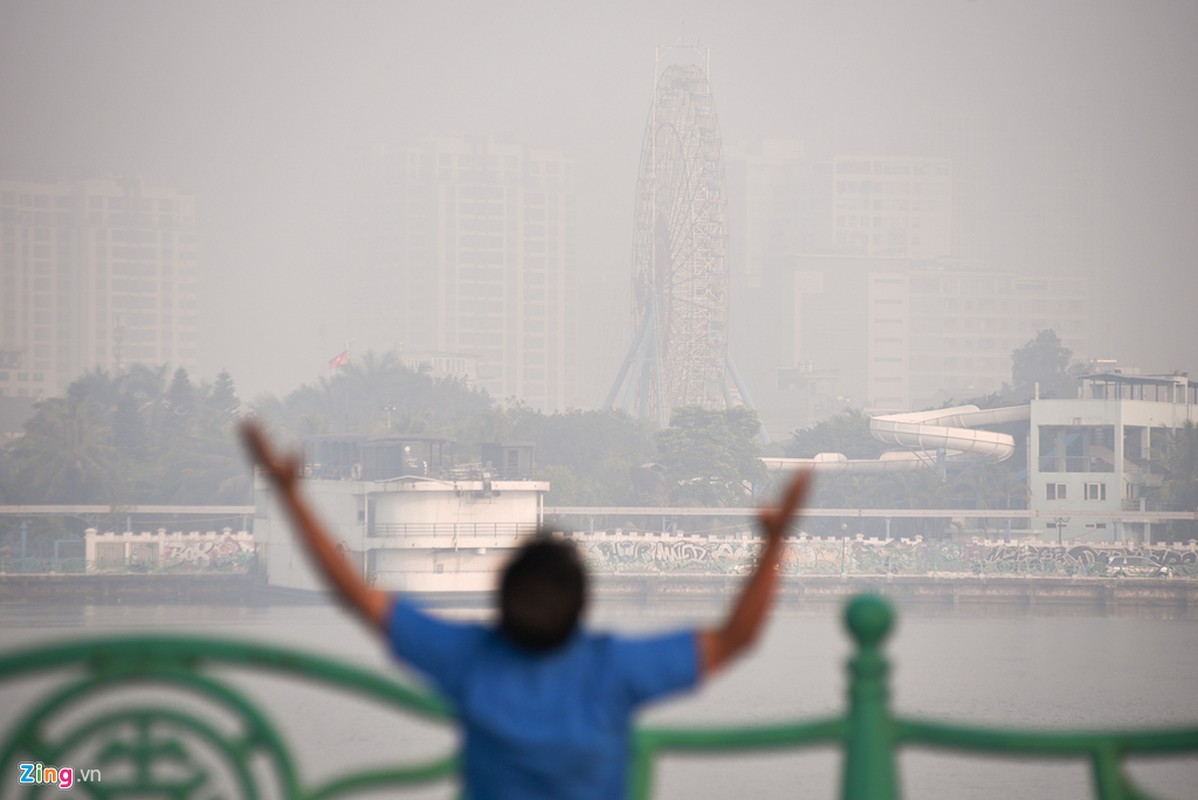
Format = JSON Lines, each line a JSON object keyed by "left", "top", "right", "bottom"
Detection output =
{"left": 762, "top": 405, "right": 1031, "bottom": 473}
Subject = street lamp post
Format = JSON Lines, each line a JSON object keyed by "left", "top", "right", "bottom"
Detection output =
{"left": 1055, "top": 516, "right": 1069, "bottom": 545}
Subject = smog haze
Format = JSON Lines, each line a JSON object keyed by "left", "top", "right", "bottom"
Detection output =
{"left": 2, "top": 0, "right": 1195, "bottom": 407}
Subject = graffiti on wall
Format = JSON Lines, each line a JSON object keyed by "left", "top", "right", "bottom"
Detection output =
{"left": 580, "top": 538, "right": 758, "bottom": 575}
{"left": 157, "top": 535, "right": 256, "bottom": 572}
{"left": 86, "top": 530, "right": 256, "bottom": 573}
{"left": 573, "top": 532, "right": 1198, "bottom": 578}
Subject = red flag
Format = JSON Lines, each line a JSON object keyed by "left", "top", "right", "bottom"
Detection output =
{"left": 328, "top": 350, "right": 349, "bottom": 369}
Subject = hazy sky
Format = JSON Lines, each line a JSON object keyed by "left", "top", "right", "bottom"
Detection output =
{"left": 2, "top": 0, "right": 1195, "bottom": 402}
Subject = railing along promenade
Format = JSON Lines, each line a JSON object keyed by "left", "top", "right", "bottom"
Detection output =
{"left": 545, "top": 505, "right": 1198, "bottom": 524}
{"left": 3, "top": 596, "right": 1196, "bottom": 799}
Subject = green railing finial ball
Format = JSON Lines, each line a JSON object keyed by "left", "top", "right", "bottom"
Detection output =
{"left": 844, "top": 593, "right": 894, "bottom": 650}
{"left": 842, "top": 594, "right": 899, "bottom": 800}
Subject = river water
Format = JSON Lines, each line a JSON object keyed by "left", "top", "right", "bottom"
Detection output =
{"left": 2, "top": 596, "right": 1196, "bottom": 799}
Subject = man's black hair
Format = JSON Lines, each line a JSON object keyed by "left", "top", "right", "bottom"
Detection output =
{"left": 498, "top": 533, "right": 588, "bottom": 652}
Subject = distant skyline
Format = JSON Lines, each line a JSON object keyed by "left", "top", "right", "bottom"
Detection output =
{"left": 2, "top": 1, "right": 1194, "bottom": 404}
{"left": 0, "top": 177, "right": 198, "bottom": 402}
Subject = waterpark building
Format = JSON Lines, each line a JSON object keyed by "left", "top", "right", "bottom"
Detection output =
{"left": 1030, "top": 372, "right": 1198, "bottom": 543}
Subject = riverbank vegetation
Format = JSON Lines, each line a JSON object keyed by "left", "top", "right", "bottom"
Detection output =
{"left": 3, "top": 331, "right": 1196, "bottom": 551}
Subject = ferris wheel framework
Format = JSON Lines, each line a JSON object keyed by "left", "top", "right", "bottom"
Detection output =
{"left": 605, "top": 41, "right": 757, "bottom": 428}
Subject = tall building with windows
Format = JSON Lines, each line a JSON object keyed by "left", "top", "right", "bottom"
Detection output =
{"left": 348, "top": 139, "right": 575, "bottom": 413}
{"left": 866, "top": 264, "right": 1089, "bottom": 412}
{"left": 0, "top": 178, "right": 198, "bottom": 400}
{"left": 723, "top": 144, "right": 958, "bottom": 431}
{"left": 722, "top": 136, "right": 1103, "bottom": 431}
{"left": 1030, "top": 371, "right": 1198, "bottom": 543}
{"left": 832, "top": 155, "right": 952, "bottom": 259}
{"left": 724, "top": 140, "right": 833, "bottom": 290}
{"left": 732, "top": 253, "right": 1091, "bottom": 435}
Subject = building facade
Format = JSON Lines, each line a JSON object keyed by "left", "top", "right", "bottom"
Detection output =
{"left": 738, "top": 253, "right": 1091, "bottom": 435}
{"left": 254, "top": 435, "right": 549, "bottom": 594}
{"left": 867, "top": 264, "right": 1089, "bottom": 412}
{"left": 349, "top": 139, "right": 576, "bottom": 413}
{"left": 398, "top": 351, "right": 479, "bottom": 385}
{"left": 723, "top": 139, "right": 833, "bottom": 290}
{"left": 832, "top": 155, "right": 952, "bottom": 260}
{"left": 723, "top": 146, "right": 957, "bottom": 433}
{"left": 1030, "top": 372, "right": 1198, "bottom": 543}
{"left": 0, "top": 178, "right": 198, "bottom": 400}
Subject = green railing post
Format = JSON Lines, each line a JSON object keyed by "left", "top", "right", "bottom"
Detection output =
{"left": 842, "top": 594, "right": 899, "bottom": 800}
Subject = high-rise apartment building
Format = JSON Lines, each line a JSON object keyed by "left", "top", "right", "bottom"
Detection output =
{"left": 728, "top": 253, "right": 1091, "bottom": 435}
{"left": 866, "top": 264, "right": 1089, "bottom": 412}
{"left": 724, "top": 140, "right": 833, "bottom": 289}
{"left": 832, "top": 155, "right": 952, "bottom": 259}
{"left": 348, "top": 139, "right": 575, "bottom": 413}
{"left": 0, "top": 178, "right": 198, "bottom": 400}
{"left": 724, "top": 144, "right": 956, "bottom": 432}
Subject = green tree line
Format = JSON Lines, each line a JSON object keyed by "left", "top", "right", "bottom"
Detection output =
{"left": 0, "top": 364, "right": 247, "bottom": 506}
{"left": 0, "top": 352, "right": 770, "bottom": 515}
{"left": 3, "top": 332, "right": 1193, "bottom": 547}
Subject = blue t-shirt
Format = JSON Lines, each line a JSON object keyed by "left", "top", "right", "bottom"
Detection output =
{"left": 387, "top": 599, "right": 700, "bottom": 800}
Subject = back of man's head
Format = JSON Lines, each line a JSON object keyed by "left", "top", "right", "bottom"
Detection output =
{"left": 499, "top": 534, "right": 588, "bottom": 652}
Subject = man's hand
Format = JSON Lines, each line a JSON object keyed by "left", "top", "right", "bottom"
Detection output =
{"left": 757, "top": 469, "right": 811, "bottom": 543}
{"left": 239, "top": 418, "right": 390, "bottom": 630}
{"left": 240, "top": 420, "right": 300, "bottom": 492}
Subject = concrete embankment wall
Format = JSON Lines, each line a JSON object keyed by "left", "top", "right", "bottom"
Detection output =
{"left": 4, "top": 572, "right": 1197, "bottom": 613}
{"left": 0, "top": 574, "right": 264, "bottom": 604}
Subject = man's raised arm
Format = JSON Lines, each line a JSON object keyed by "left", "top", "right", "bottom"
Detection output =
{"left": 698, "top": 470, "right": 812, "bottom": 678}
{"left": 240, "top": 420, "right": 391, "bottom": 631}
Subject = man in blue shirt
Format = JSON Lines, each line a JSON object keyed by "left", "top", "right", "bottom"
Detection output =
{"left": 242, "top": 421, "right": 810, "bottom": 799}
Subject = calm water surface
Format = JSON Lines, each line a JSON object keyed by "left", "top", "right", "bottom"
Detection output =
{"left": 2, "top": 597, "right": 1196, "bottom": 800}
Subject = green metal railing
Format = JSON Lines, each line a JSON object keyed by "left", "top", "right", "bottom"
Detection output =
{"left": 2, "top": 596, "right": 1196, "bottom": 799}
{"left": 0, "top": 637, "right": 456, "bottom": 799}
{"left": 633, "top": 596, "right": 1198, "bottom": 799}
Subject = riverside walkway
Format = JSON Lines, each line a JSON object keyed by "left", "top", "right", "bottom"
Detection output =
{"left": 2, "top": 596, "right": 1196, "bottom": 799}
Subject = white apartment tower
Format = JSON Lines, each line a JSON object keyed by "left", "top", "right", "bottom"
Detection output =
{"left": 351, "top": 139, "right": 575, "bottom": 413}
{"left": 0, "top": 178, "right": 198, "bottom": 400}
{"left": 833, "top": 155, "right": 953, "bottom": 259}
{"left": 866, "top": 265, "right": 1089, "bottom": 412}
{"left": 724, "top": 140, "right": 833, "bottom": 288}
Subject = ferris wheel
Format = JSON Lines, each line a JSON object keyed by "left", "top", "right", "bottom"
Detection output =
{"left": 606, "top": 43, "right": 737, "bottom": 426}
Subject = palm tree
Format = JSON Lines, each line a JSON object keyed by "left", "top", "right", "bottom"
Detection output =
{"left": 10, "top": 397, "right": 123, "bottom": 503}
{"left": 279, "top": 381, "right": 339, "bottom": 436}
{"left": 163, "top": 433, "right": 252, "bottom": 504}
{"left": 67, "top": 368, "right": 122, "bottom": 409}
{"left": 119, "top": 363, "right": 171, "bottom": 450}
{"left": 328, "top": 350, "right": 396, "bottom": 430}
